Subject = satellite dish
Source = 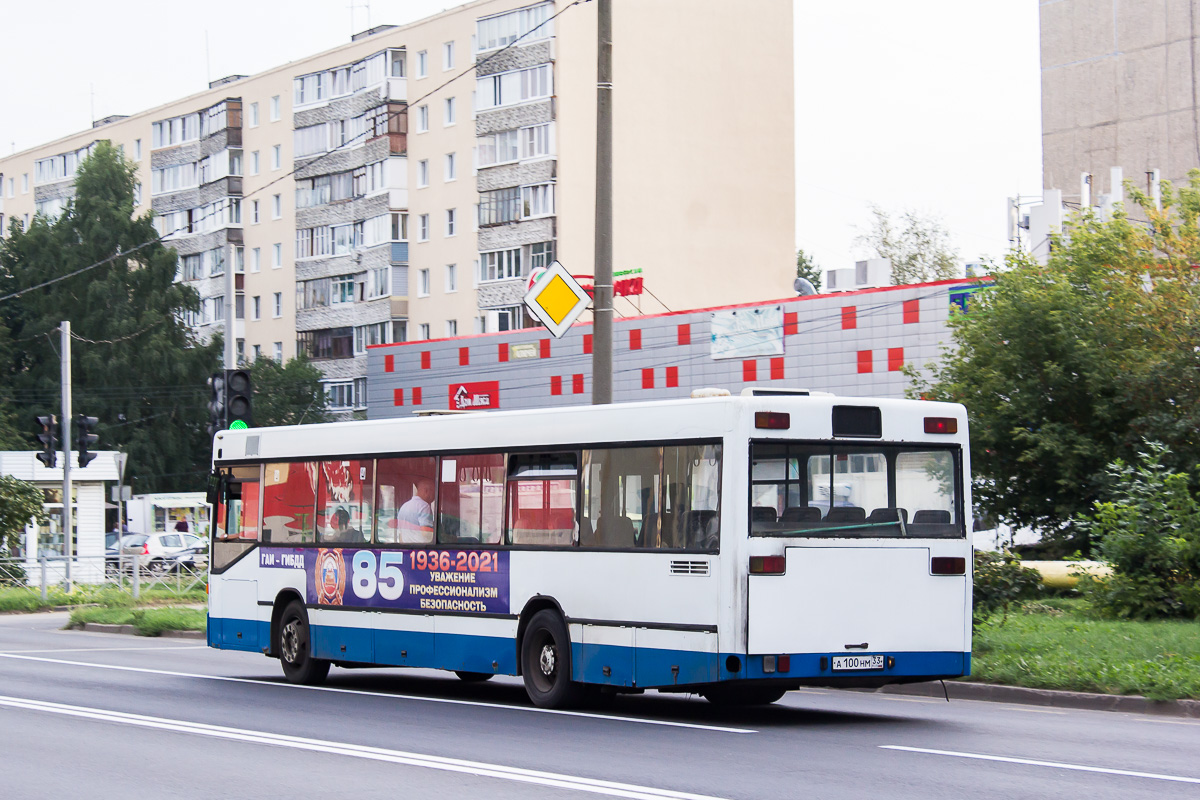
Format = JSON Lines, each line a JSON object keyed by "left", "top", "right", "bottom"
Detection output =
{"left": 794, "top": 277, "right": 816, "bottom": 296}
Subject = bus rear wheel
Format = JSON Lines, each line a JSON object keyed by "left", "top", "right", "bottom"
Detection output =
{"left": 278, "top": 602, "right": 331, "bottom": 685}
{"left": 521, "top": 610, "right": 582, "bottom": 709}
{"left": 701, "top": 685, "right": 787, "bottom": 706}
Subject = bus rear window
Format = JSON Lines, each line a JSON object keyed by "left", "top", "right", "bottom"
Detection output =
{"left": 749, "top": 442, "right": 962, "bottom": 538}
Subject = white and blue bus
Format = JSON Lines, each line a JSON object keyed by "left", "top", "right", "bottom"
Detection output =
{"left": 207, "top": 389, "right": 972, "bottom": 708}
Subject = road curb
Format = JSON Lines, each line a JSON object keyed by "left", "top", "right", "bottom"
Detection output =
{"left": 868, "top": 680, "right": 1200, "bottom": 718}
{"left": 81, "top": 623, "right": 138, "bottom": 636}
{"left": 160, "top": 629, "right": 205, "bottom": 640}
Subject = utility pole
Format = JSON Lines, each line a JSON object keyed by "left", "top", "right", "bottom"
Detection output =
{"left": 592, "top": 0, "right": 613, "bottom": 405}
{"left": 60, "top": 321, "right": 73, "bottom": 590}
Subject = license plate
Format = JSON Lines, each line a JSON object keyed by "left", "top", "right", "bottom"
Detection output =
{"left": 832, "top": 654, "right": 885, "bottom": 671}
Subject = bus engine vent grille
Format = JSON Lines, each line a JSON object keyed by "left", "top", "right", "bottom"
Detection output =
{"left": 669, "top": 560, "right": 709, "bottom": 576}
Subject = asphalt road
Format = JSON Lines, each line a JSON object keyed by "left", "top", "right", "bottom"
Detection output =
{"left": 1, "top": 612, "right": 1197, "bottom": 799}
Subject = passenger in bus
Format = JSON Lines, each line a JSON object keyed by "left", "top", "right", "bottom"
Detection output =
{"left": 331, "top": 507, "right": 365, "bottom": 543}
{"left": 398, "top": 477, "right": 436, "bottom": 543}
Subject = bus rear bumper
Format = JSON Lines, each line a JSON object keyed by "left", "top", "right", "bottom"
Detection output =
{"left": 732, "top": 649, "right": 970, "bottom": 686}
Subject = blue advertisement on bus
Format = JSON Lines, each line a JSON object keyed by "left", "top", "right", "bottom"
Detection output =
{"left": 258, "top": 548, "right": 510, "bottom": 615}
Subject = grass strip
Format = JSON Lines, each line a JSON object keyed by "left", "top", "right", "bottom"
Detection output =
{"left": 971, "top": 599, "right": 1200, "bottom": 701}
{"left": 68, "top": 606, "right": 207, "bottom": 636}
{"left": 0, "top": 584, "right": 206, "bottom": 612}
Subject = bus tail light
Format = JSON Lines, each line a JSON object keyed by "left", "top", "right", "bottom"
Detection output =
{"left": 750, "top": 555, "right": 786, "bottom": 574}
{"left": 931, "top": 556, "right": 966, "bottom": 575}
{"left": 924, "top": 417, "right": 958, "bottom": 434}
{"left": 754, "top": 412, "right": 790, "bottom": 430}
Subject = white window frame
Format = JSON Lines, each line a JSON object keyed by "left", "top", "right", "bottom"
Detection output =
{"left": 272, "top": 194, "right": 282, "bottom": 219}
{"left": 446, "top": 208, "right": 456, "bottom": 237}
{"left": 445, "top": 263, "right": 457, "bottom": 293}
{"left": 418, "top": 214, "right": 429, "bottom": 242}
{"left": 418, "top": 159, "right": 429, "bottom": 187}
{"left": 273, "top": 292, "right": 283, "bottom": 318}
{"left": 251, "top": 247, "right": 261, "bottom": 272}
{"left": 270, "top": 96, "right": 281, "bottom": 121}
{"left": 272, "top": 243, "right": 282, "bottom": 268}
{"left": 248, "top": 102, "right": 259, "bottom": 127}
{"left": 417, "top": 105, "right": 429, "bottom": 133}
{"left": 272, "top": 145, "right": 282, "bottom": 170}
{"left": 417, "top": 50, "right": 428, "bottom": 78}
{"left": 444, "top": 97, "right": 456, "bottom": 126}
{"left": 418, "top": 268, "right": 431, "bottom": 297}
{"left": 445, "top": 152, "right": 456, "bottom": 182}
{"left": 273, "top": 342, "right": 283, "bottom": 361}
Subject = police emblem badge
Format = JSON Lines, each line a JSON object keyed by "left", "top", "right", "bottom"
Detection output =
{"left": 315, "top": 549, "right": 346, "bottom": 605}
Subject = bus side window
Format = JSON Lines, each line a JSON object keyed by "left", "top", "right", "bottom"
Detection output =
{"left": 664, "top": 445, "right": 721, "bottom": 550}
{"left": 506, "top": 453, "right": 578, "bottom": 547}
{"left": 262, "top": 462, "right": 317, "bottom": 543}
{"left": 439, "top": 454, "right": 505, "bottom": 545}
{"left": 581, "top": 447, "right": 658, "bottom": 549}
{"left": 316, "top": 459, "right": 374, "bottom": 545}
{"left": 376, "top": 457, "right": 438, "bottom": 545}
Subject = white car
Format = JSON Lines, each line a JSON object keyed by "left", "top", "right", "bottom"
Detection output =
{"left": 119, "top": 532, "right": 207, "bottom": 573}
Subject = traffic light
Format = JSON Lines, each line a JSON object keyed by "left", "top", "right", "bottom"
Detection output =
{"left": 207, "top": 372, "right": 226, "bottom": 437}
{"left": 76, "top": 414, "right": 99, "bottom": 468}
{"left": 225, "top": 368, "right": 253, "bottom": 429}
{"left": 34, "top": 415, "right": 57, "bottom": 468}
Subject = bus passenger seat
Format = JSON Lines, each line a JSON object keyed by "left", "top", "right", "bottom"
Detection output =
{"left": 866, "top": 507, "right": 908, "bottom": 524}
{"left": 684, "top": 510, "right": 718, "bottom": 548}
{"left": 780, "top": 506, "right": 821, "bottom": 524}
{"left": 751, "top": 506, "right": 777, "bottom": 524}
{"left": 913, "top": 509, "right": 951, "bottom": 524}
{"left": 825, "top": 506, "right": 866, "bottom": 524}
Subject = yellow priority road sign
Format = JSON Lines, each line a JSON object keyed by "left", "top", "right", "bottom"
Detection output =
{"left": 523, "top": 261, "right": 591, "bottom": 338}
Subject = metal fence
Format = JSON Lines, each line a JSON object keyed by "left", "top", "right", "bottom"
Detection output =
{"left": 0, "top": 553, "right": 206, "bottom": 602}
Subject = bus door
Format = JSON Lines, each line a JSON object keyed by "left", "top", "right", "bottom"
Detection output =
{"left": 209, "top": 466, "right": 261, "bottom": 651}
{"left": 746, "top": 443, "right": 969, "bottom": 658}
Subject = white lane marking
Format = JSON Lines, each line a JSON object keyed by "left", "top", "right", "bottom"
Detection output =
{"left": 0, "top": 645, "right": 206, "bottom": 654}
{"left": 0, "top": 653, "right": 754, "bottom": 734}
{"left": 0, "top": 694, "right": 728, "bottom": 800}
{"left": 881, "top": 745, "right": 1200, "bottom": 785}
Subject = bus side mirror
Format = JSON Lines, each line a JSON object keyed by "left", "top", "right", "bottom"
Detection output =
{"left": 206, "top": 471, "right": 225, "bottom": 506}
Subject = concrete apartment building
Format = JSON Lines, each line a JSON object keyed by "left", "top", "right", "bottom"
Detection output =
{"left": 1040, "top": 0, "right": 1200, "bottom": 201}
{"left": 0, "top": 0, "right": 794, "bottom": 419}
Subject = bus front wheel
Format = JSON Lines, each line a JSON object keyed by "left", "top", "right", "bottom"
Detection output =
{"left": 278, "top": 602, "right": 331, "bottom": 685}
{"left": 521, "top": 610, "right": 582, "bottom": 709}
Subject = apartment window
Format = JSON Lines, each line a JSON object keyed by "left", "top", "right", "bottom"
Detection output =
{"left": 417, "top": 105, "right": 429, "bottom": 133}
{"left": 252, "top": 200, "right": 260, "bottom": 224}
{"left": 530, "top": 241, "right": 554, "bottom": 270}
{"left": 248, "top": 102, "right": 259, "bottom": 127}
{"left": 417, "top": 50, "right": 427, "bottom": 77}
{"left": 21, "top": 174, "right": 28, "bottom": 194}
{"left": 390, "top": 49, "right": 406, "bottom": 77}
{"left": 367, "top": 265, "right": 390, "bottom": 298}
{"left": 479, "top": 248, "right": 522, "bottom": 282}
{"left": 444, "top": 97, "right": 456, "bottom": 126}
{"left": 445, "top": 152, "right": 456, "bottom": 181}
{"left": 419, "top": 214, "right": 429, "bottom": 241}
{"left": 273, "top": 243, "right": 282, "bottom": 268}
{"left": 418, "top": 268, "right": 431, "bottom": 297}
{"left": 446, "top": 319, "right": 458, "bottom": 337}
{"left": 477, "top": 130, "right": 519, "bottom": 167}
{"left": 253, "top": 344, "right": 261, "bottom": 360}
{"left": 476, "top": 3, "right": 552, "bottom": 52}
{"left": 273, "top": 292, "right": 282, "bottom": 318}
{"left": 250, "top": 151, "right": 259, "bottom": 175}
{"left": 445, "top": 263, "right": 457, "bottom": 292}
{"left": 418, "top": 159, "right": 428, "bottom": 187}
{"left": 270, "top": 96, "right": 281, "bottom": 121}
{"left": 272, "top": 145, "right": 281, "bottom": 170}
{"left": 325, "top": 381, "right": 354, "bottom": 408}
{"left": 522, "top": 123, "right": 551, "bottom": 159}
{"left": 354, "top": 322, "right": 390, "bottom": 355}
{"left": 478, "top": 187, "right": 521, "bottom": 226}
{"left": 133, "top": 183, "right": 142, "bottom": 206}
{"left": 522, "top": 183, "right": 554, "bottom": 217}
{"left": 475, "top": 64, "right": 551, "bottom": 110}
{"left": 134, "top": 139, "right": 142, "bottom": 160}
{"left": 252, "top": 295, "right": 261, "bottom": 320}
{"left": 392, "top": 212, "right": 408, "bottom": 241}
{"left": 446, "top": 208, "right": 456, "bottom": 237}
{"left": 272, "top": 194, "right": 282, "bottom": 219}
{"left": 331, "top": 275, "right": 355, "bottom": 304}
{"left": 419, "top": 323, "right": 431, "bottom": 340}
{"left": 274, "top": 342, "right": 283, "bottom": 361}
{"left": 251, "top": 247, "right": 261, "bottom": 272}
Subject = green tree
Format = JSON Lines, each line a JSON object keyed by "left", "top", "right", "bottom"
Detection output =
{"left": 795, "top": 248, "right": 822, "bottom": 292}
{"left": 0, "top": 141, "right": 221, "bottom": 493}
{"left": 856, "top": 205, "right": 960, "bottom": 284}
{"left": 912, "top": 171, "right": 1200, "bottom": 546}
{"left": 0, "top": 475, "right": 46, "bottom": 554}
{"left": 249, "top": 356, "right": 331, "bottom": 427}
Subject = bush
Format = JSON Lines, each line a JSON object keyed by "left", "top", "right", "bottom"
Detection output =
{"left": 973, "top": 549, "right": 1043, "bottom": 626}
{"left": 1077, "top": 443, "right": 1200, "bottom": 620}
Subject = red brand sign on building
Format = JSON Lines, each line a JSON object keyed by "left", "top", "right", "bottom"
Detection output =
{"left": 450, "top": 381, "right": 500, "bottom": 410}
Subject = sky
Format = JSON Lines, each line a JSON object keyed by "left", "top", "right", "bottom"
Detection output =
{"left": 0, "top": 0, "right": 1042, "bottom": 274}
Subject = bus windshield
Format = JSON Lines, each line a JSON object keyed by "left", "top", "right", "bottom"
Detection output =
{"left": 749, "top": 442, "right": 962, "bottom": 538}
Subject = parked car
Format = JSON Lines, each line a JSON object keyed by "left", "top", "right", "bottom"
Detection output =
{"left": 171, "top": 534, "right": 209, "bottom": 572}
{"left": 119, "top": 532, "right": 204, "bottom": 574}
{"left": 105, "top": 535, "right": 141, "bottom": 577}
